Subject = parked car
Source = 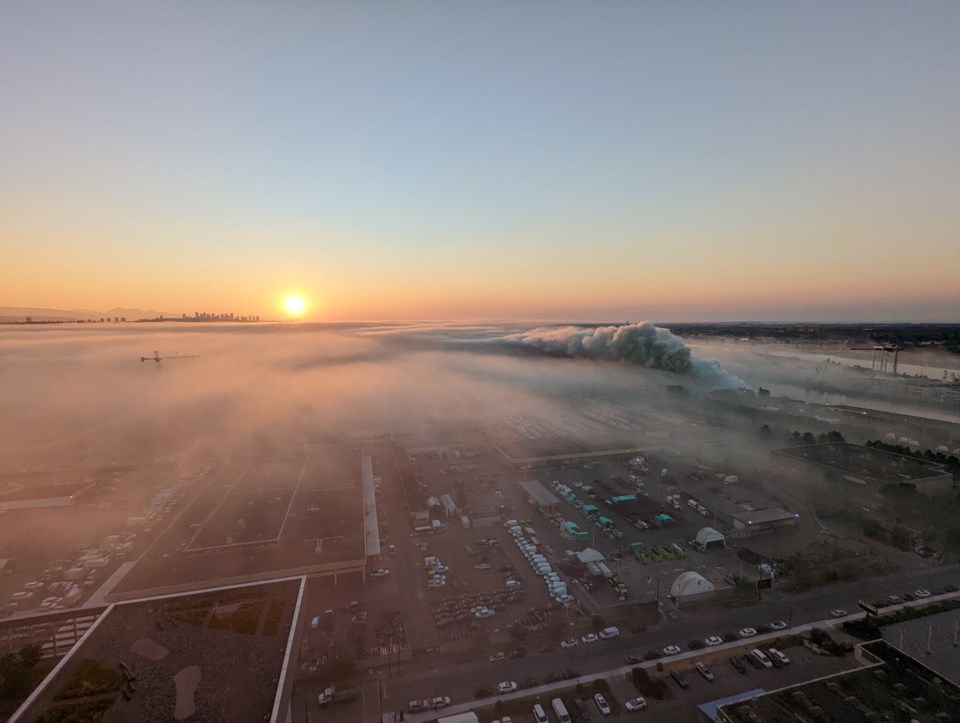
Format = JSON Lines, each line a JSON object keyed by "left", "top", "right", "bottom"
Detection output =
{"left": 625, "top": 696, "right": 647, "bottom": 711}
{"left": 489, "top": 652, "right": 506, "bottom": 663}
{"left": 408, "top": 699, "right": 430, "bottom": 712}
{"left": 497, "top": 681, "right": 518, "bottom": 694}
{"left": 888, "top": 595, "right": 904, "bottom": 605}
{"left": 696, "top": 662, "right": 715, "bottom": 682}
{"left": 768, "top": 648, "right": 790, "bottom": 667}
{"left": 508, "top": 648, "right": 526, "bottom": 659}
{"left": 594, "top": 693, "right": 611, "bottom": 716}
{"left": 560, "top": 638, "right": 578, "bottom": 648}
{"left": 581, "top": 633, "right": 599, "bottom": 644}
{"left": 770, "top": 620, "right": 788, "bottom": 630}
{"left": 704, "top": 635, "right": 723, "bottom": 647}
{"left": 662, "top": 645, "right": 682, "bottom": 656}
{"left": 430, "top": 696, "right": 451, "bottom": 709}
{"left": 670, "top": 670, "right": 689, "bottom": 689}
{"left": 915, "top": 589, "right": 932, "bottom": 598}
{"left": 744, "top": 652, "right": 762, "bottom": 669}
{"left": 624, "top": 654, "right": 642, "bottom": 664}
{"left": 830, "top": 609, "right": 847, "bottom": 618}
{"left": 370, "top": 568, "right": 390, "bottom": 578}
{"left": 729, "top": 655, "right": 747, "bottom": 674}
{"left": 738, "top": 627, "right": 757, "bottom": 638}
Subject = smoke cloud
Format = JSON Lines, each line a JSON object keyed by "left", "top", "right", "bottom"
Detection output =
{"left": 501, "top": 322, "right": 743, "bottom": 388}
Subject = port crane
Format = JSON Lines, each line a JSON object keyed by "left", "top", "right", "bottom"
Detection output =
{"left": 140, "top": 350, "right": 201, "bottom": 364}
{"left": 850, "top": 344, "right": 901, "bottom": 374}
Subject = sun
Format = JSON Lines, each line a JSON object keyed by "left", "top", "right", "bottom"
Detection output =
{"left": 283, "top": 294, "right": 308, "bottom": 317}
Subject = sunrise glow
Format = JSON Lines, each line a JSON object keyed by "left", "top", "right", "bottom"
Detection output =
{"left": 283, "top": 295, "right": 308, "bottom": 318}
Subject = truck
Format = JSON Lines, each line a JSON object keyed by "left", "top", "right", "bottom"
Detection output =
{"left": 318, "top": 686, "right": 358, "bottom": 705}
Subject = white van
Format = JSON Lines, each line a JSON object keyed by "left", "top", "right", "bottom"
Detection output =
{"left": 532, "top": 703, "right": 549, "bottom": 723}
{"left": 599, "top": 626, "right": 620, "bottom": 639}
{"left": 750, "top": 648, "right": 773, "bottom": 669}
{"left": 768, "top": 647, "right": 790, "bottom": 666}
{"left": 551, "top": 697, "right": 571, "bottom": 723}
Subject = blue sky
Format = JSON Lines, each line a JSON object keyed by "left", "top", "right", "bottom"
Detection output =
{"left": 1, "top": 1, "right": 958, "bottom": 320}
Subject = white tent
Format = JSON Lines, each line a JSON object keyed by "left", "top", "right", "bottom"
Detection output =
{"left": 576, "top": 548, "right": 606, "bottom": 564}
{"left": 670, "top": 571, "right": 716, "bottom": 599}
{"left": 695, "top": 527, "right": 726, "bottom": 549}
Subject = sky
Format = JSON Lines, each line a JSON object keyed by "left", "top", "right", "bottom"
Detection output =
{"left": 1, "top": 1, "right": 959, "bottom": 322}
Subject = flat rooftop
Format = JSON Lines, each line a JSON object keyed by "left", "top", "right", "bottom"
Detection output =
{"left": 718, "top": 639, "right": 960, "bottom": 722}
{"left": 112, "top": 449, "right": 366, "bottom": 598}
{"left": 16, "top": 579, "right": 301, "bottom": 723}
{"left": 775, "top": 442, "right": 948, "bottom": 483}
{"left": 517, "top": 479, "right": 559, "bottom": 507}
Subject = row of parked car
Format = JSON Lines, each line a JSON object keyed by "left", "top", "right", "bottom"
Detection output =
{"left": 506, "top": 519, "right": 575, "bottom": 605}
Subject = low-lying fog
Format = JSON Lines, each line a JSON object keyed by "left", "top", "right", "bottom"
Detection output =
{"left": 0, "top": 321, "right": 742, "bottom": 465}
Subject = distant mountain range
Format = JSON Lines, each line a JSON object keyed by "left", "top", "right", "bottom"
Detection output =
{"left": 0, "top": 306, "right": 177, "bottom": 322}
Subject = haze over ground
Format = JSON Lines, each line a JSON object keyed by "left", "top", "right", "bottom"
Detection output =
{"left": 2, "top": 2, "right": 959, "bottom": 322}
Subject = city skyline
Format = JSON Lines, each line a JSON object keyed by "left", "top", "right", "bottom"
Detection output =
{"left": 2, "top": 2, "right": 959, "bottom": 322}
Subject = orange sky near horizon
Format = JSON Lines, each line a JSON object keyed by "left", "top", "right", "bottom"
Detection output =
{"left": 2, "top": 3, "right": 959, "bottom": 322}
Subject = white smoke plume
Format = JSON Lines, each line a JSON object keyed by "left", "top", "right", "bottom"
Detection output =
{"left": 503, "top": 322, "right": 743, "bottom": 388}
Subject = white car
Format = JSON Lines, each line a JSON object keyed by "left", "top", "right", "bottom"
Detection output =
{"left": 830, "top": 609, "right": 847, "bottom": 618}
{"left": 497, "top": 681, "right": 517, "bottom": 694}
{"left": 594, "top": 693, "right": 611, "bottom": 716}
{"left": 704, "top": 635, "right": 723, "bottom": 647}
{"left": 370, "top": 568, "right": 390, "bottom": 578}
{"left": 581, "top": 633, "right": 599, "bottom": 643}
{"left": 625, "top": 696, "right": 647, "bottom": 711}
{"left": 738, "top": 627, "right": 758, "bottom": 638}
{"left": 662, "top": 645, "right": 682, "bottom": 656}
{"left": 430, "top": 696, "right": 451, "bottom": 709}
{"left": 770, "top": 620, "right": 788, "bottom": 630}
{"left": 560, "top": 638, "right": 578, "bottom": 648}
{"left": 914, "top": 589, "right": 931, "bottom": 598}
{"left": 475, "top": 608, "right": 495, "bottom": 619}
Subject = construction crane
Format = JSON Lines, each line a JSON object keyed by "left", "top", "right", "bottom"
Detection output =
{"left": 140, "top": 350, "right": 201, "bottom": 364}
{"left": 850, "top": 345, "right": 901, "bottom": 374}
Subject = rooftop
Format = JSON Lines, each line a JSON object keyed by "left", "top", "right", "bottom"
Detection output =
{"left": 718, "top": 639, "right": 960, "bottom": 723}
{"left": 776, "top": 442, "right": 948, "bottom": 484}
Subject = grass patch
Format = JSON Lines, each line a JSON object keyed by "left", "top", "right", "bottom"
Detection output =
{"left": 37, "top": 695, "right": 117, "bottom": 723}
{"left": 0, "top": 646, "right": 56, "bottom": 719}
{"left": 53, "top": 659, "right": 124, "bottom": 702}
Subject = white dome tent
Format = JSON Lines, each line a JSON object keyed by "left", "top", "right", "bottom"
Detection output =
{"left": 669, "top": 571, "right": 716, "bottom": 605}
{"left": 694, "top": 526, "right": 726, "bottom": 551}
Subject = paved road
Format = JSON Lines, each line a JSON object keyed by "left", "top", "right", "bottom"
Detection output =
{"left": 383, "top": 561, "right": 960, "bottom": 714}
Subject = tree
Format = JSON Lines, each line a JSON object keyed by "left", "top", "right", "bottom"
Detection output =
{"left": 19, "top": 643, "right": 41, "bottom": 669}
{"left": 802, "top": 432, "right": 817, "bottom": 445}
{"left": 758, "top": 424, "right": 773, "bottom": 439}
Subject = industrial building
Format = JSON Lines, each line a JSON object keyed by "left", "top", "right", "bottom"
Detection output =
{"left": 774, "top": 442, "right": 954, "bottom": 495}
{"left": 682, "top": 486, "right": 798, "bottom": 536}
{"left": 714, "top": 639, "right": 960, "bottom": 722}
